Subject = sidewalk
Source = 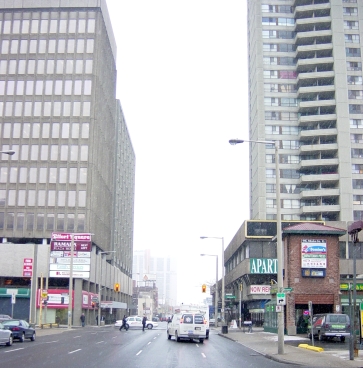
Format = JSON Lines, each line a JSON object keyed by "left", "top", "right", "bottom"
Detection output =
{"left": 217, "top": 326, "right": 363, "bottom": 367}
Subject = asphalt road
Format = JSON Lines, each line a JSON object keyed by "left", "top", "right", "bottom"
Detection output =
{"left": 0, "top": 324, "right": 297, "bottom": 368}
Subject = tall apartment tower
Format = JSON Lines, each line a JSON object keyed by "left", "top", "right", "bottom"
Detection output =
{"left": 0, "top": 0, "right": 135, "bottom": 272}
{"left": 248, "top": 0, "right": 363, "bottom": 222}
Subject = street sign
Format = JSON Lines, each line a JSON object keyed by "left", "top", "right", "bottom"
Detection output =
{"left": 276, "top": 293, "right": 286, "bottom": 306}
{"left": 225, "top": 295, "right": 236, "bottom": 299}
{"left": 283, "top": 287, "right": 293, "bottom": 293}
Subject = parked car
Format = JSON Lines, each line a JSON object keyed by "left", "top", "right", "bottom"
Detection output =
{"left": 2, "top": 319, "right": 36, "bottom": 342}
{"left": 114, "top": 316, "right": 158, "bottom": 329}
{"left": 0, "top": 314, "right": 12, "bottom": 322}
{"left": 308, "top": 313, "right": 350, "bottom": 342}
{"left": 0, "top": 322, "right": 13, "bottom": 346}
{"left": 209, "top": 318, "right": 215, "bottom": 326}
{"left": 152, "top": 317, "right": 159, "bottom": 322}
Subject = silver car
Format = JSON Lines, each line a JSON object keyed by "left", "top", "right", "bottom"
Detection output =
{"left": 0, "top": 322, "right": 13, "bottom": 346}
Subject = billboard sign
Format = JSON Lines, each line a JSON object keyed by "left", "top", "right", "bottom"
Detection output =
{"left": 50, "top": 232, "right": 92, "bottom": 252}
{"left": 301, "top": 239, "right": 327, "bottom": 269}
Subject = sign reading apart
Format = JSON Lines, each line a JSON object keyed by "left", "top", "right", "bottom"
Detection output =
{"left": 250, "top": 258, "right": 277, "bottom": 274}
{"left": 301, "top": 239, "right": 327, "bottom": 269}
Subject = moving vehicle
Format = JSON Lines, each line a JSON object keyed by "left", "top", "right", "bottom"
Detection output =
{"left": 167, "top": 312, "right": 207, "bottom": 343}
{"left": 114, "top": 316, "right": 158, "bottom": 329}
{"left": 308, "top": 313, "right": 350, "bottom": 342}
{"left": 2, "top": 319, "right": 36, "bottom": 342}
{"left": 0, "top": 322, "right": 13, "bottom": 346}
{"left": 175, "top": 304, "right": 210, "bottom": 339}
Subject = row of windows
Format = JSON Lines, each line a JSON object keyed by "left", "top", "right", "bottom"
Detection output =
{"left": 0, "top": 101, "right": 91, "bottom": 117}
{"left": 263, "top": 57, "right": 295, "bottom": 66}
{"left": 347, "top": 61, "right": 362, "bottom": 71}
{"left": 266, "top": 154, "right": 300, "bottom": 164}
{"left": 343, "top": 7, "right": 358, "bottom": 16}
{"left": 0, "top": 145, "right": 88, "bottom": 162}
{"left": 0, "top": 80, "right": 92, "bottom": 97}
{"left": 264, "top": 70, "right": 297, "bottom": 79}
{"left": 348, "top": 76, "right": 362, "bottom": 85}
{"left": 346, "top": 47, "right": 361, "bottom": 57}
{"left": 264, "top": 83, "right": 297, "bottom": 93}
{"left": 261, "top": 5, "right": 293, "bottom": 13}
{"left": 351, "top": 134, "right": 363, "bottom": 143}
{"left": 262, "top": 30, "right": 294, "bottom": 39}
{"left": 1, "top": 189, "right": 86, "bottom": 207}
{"left": 265, "top": 125, "right": 299, "bottom": 135}
{"left": 263, "top": 43, "right": 295, "bottom": 52}
{"left": 350, "top": 104, "right": 363, "bottom": 114}
{"left": 351, "top": 119, "right": 363, "bottom": 127}
{"left": 0, "top": 167, "right": 88, "bottom": 184}
{"left": 265, "top": 111, "right": 298, "bottom": 121}
{"left": 0, "top": 59, "right": 93, "bottom": 75}
{"left": 344, "top": 20, "right": 359, "bottom": 29}
{"left": 345, "top": 34, "right": 360, "bottom": 43}
{"left": 0, "top": 212, "right": 85, "bottom": 232}
{"left": 1, "top": 122, "right": 89, "bottom": 139}
{"left": 262, "top": 17, "right": 295, "bottom": 26}
{"left": 264, "top": 97, "right": 298, "bottom": 107}
{"left": 0, "top": 38, "right": 94, "bottom": 55}
{"left": 0, "top": 18, "right": 95, "bottom": 35}
{"left": 352, "top": 148, "right": 363, "bottom": 157}
{"left": 349, "top": 90, "right": 363, "bottom": 99}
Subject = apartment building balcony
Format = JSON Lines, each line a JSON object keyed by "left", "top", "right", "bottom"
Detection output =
{"left": 299, "top": 158, "right": 339, "bottom": 168}
{"left": 295, "top": 30, "right": 332, "bottom": 46}
{"left": 296, "top": 56, "right": 333, "bottom": 70}
{"left": 295, "top": 16, "right": 331, "bottom": 31}
{"left": 296, "top": 43, "right": 332, "bottom": 57}
{"left": 299, "top": 127, "right": 337, "bottom": 137}
{"left": 298, "top": 113, "right": 336, "bottom": 125}
{"left": 301, "top": 204, "right": 340, "bottom": 213}
{"left": 298, "top": 85, "right": 335, "bottom": 95}
{"left": 300, "top": 173, "right": 339, "bottom": 183}
{"left": 295, "top": 2, "right": 330, "bottom": 16}
{"left": 300, "top": 188, "right": 340, "bottom": 198}
{"left": 299, "top": 143, "right": 338, "bottom": 152}
{"left": 299, "top": 99, "right": 336, "bottom": 110}
{"left": 297, "top": 70, "right": 334, "bottom": 83}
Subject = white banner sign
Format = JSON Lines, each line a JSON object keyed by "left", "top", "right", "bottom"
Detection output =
{"left": 49, "top": 270, "right": 90, "bottom": 278}
{"left": 50, "top": 264, "right": 90, "bottom": 271}
{"left": 248, "top": 285, "right": 271, "bottom": 295}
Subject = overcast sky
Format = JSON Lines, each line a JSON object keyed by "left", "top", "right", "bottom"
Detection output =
{"left": 107, "top": 0, "right": 250, "bottom": 304}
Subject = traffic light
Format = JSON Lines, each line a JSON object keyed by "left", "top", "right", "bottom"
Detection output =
{"left": 202, "top": 284, "right": 207, "bottom": 293}
{"left": 92, "top": 301, "right": 95, "bottom": 308}
{"left": 114, "top": 283, "right": 120, "bottom": 292}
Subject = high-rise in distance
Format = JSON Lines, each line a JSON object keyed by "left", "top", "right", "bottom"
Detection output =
{"left": 0, "top": 0, "right": 134, "bottom": 323}
{"left": 248, "top": 0, "right": 363, "bottom": 222}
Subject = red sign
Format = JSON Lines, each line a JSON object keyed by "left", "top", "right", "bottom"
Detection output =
{"left": 23, "top": 258, "right": 33, "bottom": 277}
{"left": 50, "top": 232, "right": 92, "bottom": 252}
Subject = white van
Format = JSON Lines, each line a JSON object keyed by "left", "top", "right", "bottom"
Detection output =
{"left": 167, "top": 313, "right": 207, "bottom": 343}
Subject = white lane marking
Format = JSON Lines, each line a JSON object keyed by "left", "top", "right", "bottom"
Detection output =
{"left": 153, "top": 337, "right": 157, "bottom": 340}
{"left": 5, "top": 348, "right": 25, "bottom": 353}
{"left": 45, "top": 341, "right": 58, "bottom": 343}
{"left": 68, "top": 349, "right": 82, "bottom": 354}
{"left": 196, "top": 344, "right": 199, "bottom": 347}
{"left": 147, "top": 342, "right": 151, "bottom": 345}
{"left": 73, "top": 335, "right": 81, "bottom": 338}
{"left": 96, "top": 341, "right": 104, "bottom": 344}
{"left": 136, "top": 350, "right": 142, "bottom": 356}
{"left": 202, "top": 353, "right": 206, "bottom": 358}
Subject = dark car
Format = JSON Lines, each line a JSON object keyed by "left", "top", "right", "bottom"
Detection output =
{"left": 2, "top": 319, "right": 36, "bottom": 342}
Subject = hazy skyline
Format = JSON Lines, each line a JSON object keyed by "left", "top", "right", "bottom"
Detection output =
{"left": 106, "top": 0, "right": 250, "bottom": 304}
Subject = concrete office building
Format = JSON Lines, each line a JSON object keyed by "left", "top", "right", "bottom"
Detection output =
{"left": 247, "top": 0, "right": 363, "bottom": 222}
{"left": 0, "top": 0, "right": 134, "bottom": 324}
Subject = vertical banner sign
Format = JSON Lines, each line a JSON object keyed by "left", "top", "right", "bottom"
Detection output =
{"left": 301, "top": 239, "right": 327, "bottom": 269}
{"left": 23, "top": 258, "right": 33, "bottom": 277}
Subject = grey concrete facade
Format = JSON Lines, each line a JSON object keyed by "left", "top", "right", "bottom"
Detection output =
{"left": 0, "top": 0, "right": 134, "bottom": 324}
{"left": 247, "top": 0, "right": 363, "bottom": 222}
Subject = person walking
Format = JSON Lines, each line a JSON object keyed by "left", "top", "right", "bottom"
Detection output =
{"left": 142, "top": 316, "right": 147, "bottom": 331}
{"left": 119, "top": 315, "right": 128, "bottom": 331}
{"left": 80, "top": 313, "right": 85, "bottom": 327}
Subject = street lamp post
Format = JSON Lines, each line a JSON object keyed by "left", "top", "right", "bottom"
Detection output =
{"left": 98, "top": 251, "right": 116, "bottom": 327}
{"left": 200, "top": 236, "right": 225, "bottom": 329}
{"left": 229, "top": 138, "right": 284, "bottom": 354}
{"left": 0, "top": 150, "right": 15, "bottom": 156}
{"left": 200, "top": 253, "right": 218, "bottom": 325}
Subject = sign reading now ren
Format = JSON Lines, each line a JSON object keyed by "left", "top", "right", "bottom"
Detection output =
{"left": 250, "top": 258, "right": 278, "bottom": 274}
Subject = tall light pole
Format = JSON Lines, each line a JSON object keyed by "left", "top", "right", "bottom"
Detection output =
{"left": 98, "top": 250, "right": 116, "bottom": 327}
{"left": 67, "top": 234, "right": 75, "bottom": 329}
{"left": 229, "top": 138, "right": 284, "bottom": 354}
{"left": 200, "top": 236, "right": 225, "bottom": 329}
{"left": 200, "top": 253, "right": 218, "bottom": 325}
